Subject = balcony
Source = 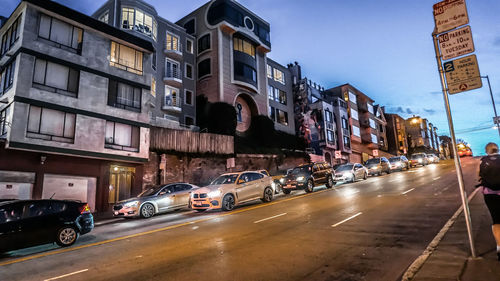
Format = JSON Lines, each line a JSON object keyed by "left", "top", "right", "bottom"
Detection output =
{"left": 163, "top": 68, "right": 183, "bottom": 87}
{"left": 164, "top": 42, "right": 183, "bottom": 60}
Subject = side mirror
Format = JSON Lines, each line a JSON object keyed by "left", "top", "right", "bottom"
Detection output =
{"left": 237, "top": 179, "right": 245, "bottom": 184}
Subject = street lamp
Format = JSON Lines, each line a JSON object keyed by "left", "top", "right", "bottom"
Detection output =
{"left": 480, "top": 75, "right": 500, "bottom": 137}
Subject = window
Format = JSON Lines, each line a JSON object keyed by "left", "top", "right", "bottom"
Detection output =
{"left": 273, "top": 68, "right": 284, "bottom": 84}
{"left": 198, "top": 34, "right": 210, "bottom": 54}
{"left": 184, "top": 19, "right": 195, "bottom": 35}
{"left": 121, "top": 7, "right": 157, "bottom": 40}
{"left": 341, "top": 117, "right": 348, "bottom": 129}
{"left": 27, "top": 106, "right": 76, "bottom": 143}
{"left": 236, "top": 103, "right": 243, "bottom": 122}
{"left": 185, "top": 63, "right": 193, "bottom": 79}
{"left": 367, "top": 103, "right": 374, "bottom": 114}
{"left": 371, "top": 133, "right": 378, "bottom": 143}
{"left": 233, "top": 37, "right": 255, "bottom": 58}
{"left": 351, "top": 109, "right": 358, "bottom": 120}
{"left": 352, "top": 125, "right": 360, "bottom": 137}
{"left": 267, "top": 85, "right": 274, "bottom": 100}
{"left": 185, "top": 116, "right": 194, "bottom": 126}
{"left": 186, "top": 39, "right": 193, "bottom": 54}
{"left": 0, "top": 59, "right": 16, "bottom": 95}
{"left": 105, "top": 121, "right": 140, "bottom": 152}
{"left": 1, "top": 15, "right": 21, "bottom": 57}
{"left": 110, "top": 41, "right": 143, "bottom": 75}
{"left": 267, "top": 64, "right": 273, "bottom": 79}
{"left": 344, "top": 136, "right": 350, "bottom": 148}
{"left": 108, "top": 80, "right": 141, "bottom": 112}
{"left": 278, "top": 89, "right": 287, "bottom": 105}
{"left": 0, "top": 105, "right": 11, "bottom": 137}
{"left": 369, "top": 118, "right": 376, "bottom": 129}
{"left": 152, "top": 52, "right": 157, "bottom": 71}
{"left": 185, "top": 90, "right": 193, "bottom": 105}
{"left": 33, "top": 59, "right": 79, "bottom": 97}
{"left": 166, "top": 33, "right": 180, "bottom": 51}
{"left": 198, "top": 59, "right": 211, "bottom": 79}
{"left": 276, "top": 109, "right": 288, "bottom": 126}
{"left": 38, "top": 14, "right": 83, "bottom": 53}
{"left": 234, "top": 62, "right": 256, "bottom": 84}
{"left": 165, "top": 86, "right": 179, "bottom": 107}
{"left": 98, "top": 11, "right": 109, "bottom": 23}
{"left": 327, "top": 130, "right": 334, "bottom": 142}
{"left": 269, "top": 106, "right": 275, "bottom": 121}
{"left": 151, "top": 77, "right": 156, "bottom": 97}
{"left": 166, "top": 59, "right": 181, "bottom": 79}
{"left": 325, "top": 110, "right": 333, "bottom": 123}
{"left": 348, "top": 91, "right": 357, "bottom": 104}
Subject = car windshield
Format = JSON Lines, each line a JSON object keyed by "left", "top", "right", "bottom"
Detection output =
{"left": 336, "top": 164, "right": 354, "bottom": 172}
{"left": 290, "top": 166, "right": 311, "bottom": 175}
{"left": 365, "top": 158, "right": 380, "bottom": 165}
{"left": 137, "top": 185, "right": 164, "bottom": 197}
{"left": 411, "top": 154, "right": 423, "bottom": 159}
{"left": 211, "top": 174, "right": 239, "bottom": 185}
{"left": 389, "top": 157, "right": 400, "bottom": 163}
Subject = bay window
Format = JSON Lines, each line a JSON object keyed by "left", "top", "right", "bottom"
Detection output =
{"left": 110, "top": 41, "right": 143, "bottom": 75}
{"left": 233, "top": 37, "right": 255, "bottom": 58}
{"left": 1, "top": 14, "right": 21, "bottom": 57}
{"left": 121, "top": 7, "right": 157, "bottom": 40}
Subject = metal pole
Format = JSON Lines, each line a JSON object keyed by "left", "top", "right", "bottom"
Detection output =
{"left": 432, "top": 32, "right": 477, "bottom": 258}
{"left": 481, "top": 75, "right": 500, "bottom": 137}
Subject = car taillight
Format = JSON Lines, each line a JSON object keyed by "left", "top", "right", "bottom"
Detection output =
{"left": 80, "top": 203, "right": 91, "bottom": 214}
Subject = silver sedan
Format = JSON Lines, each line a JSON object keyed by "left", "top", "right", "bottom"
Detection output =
{"left": 334, "top": 163, "right": 368, "bottom": 183}
{"left": 113, "top": 183, "right": 199, "bottom": 218}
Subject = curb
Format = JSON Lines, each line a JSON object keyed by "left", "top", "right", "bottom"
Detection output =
{"left": 401, "top": 187, "right": 481, "bottom": 281}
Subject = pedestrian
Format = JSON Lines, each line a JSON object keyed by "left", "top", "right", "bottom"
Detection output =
{"left": 478, "top": 142, "right": 500, "bottom": 261}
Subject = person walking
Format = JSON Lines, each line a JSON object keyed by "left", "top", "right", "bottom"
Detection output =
{"left": 479, "top": 142, "right": 500, "bottom": 261}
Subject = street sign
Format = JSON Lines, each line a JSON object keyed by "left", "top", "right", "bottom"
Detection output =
{"left": 443, "top": 54, "right": 482, "bottom": 94}
{"left": 438, "top": 25, "right": 474, "bottom": 60}
{"left": 372, "top": 149, "right": 379, "bottom": 157}
{"left": 335, "top": 151, "right": 342, "bottom": 159}
{"left": 433, "top": 0, "right": 468, "bottom": 34}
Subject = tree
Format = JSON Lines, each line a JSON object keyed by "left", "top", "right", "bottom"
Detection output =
{"left": 248, "top": 115, "right": 275, "bottom": 145}
{"left": 206, "top": 102, "right": 237, "bottom": 136}
{"left": 196, "top": 95, "right": 209, "bottom": 131}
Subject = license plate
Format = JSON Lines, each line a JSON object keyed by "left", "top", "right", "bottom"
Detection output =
{"left": 286, "top": 184, "right": 293, "bottom": 188}
{"left": 114, "top": 211, "right": 119, "bottom": 215}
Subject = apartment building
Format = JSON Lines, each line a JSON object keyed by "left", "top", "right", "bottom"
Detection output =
{"left": 0, "top": 0, "right": 154, "bottom": 212}
{"left": 374, "top": 105, "right": 388, "bottom": 152}
{"left": 385, "top": 113, "right": 409, "bottom": 156}
{"left": 176, "top": 0, "right": 271, "bottom": 133}
{"left": 92, "top": 0, "right": 197, "bottom": 129}
{"left": 266, "top": 58, "right": 294, "bottom": 135}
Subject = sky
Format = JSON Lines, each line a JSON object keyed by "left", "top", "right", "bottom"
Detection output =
{"left": 2, "top": 0, "right": 500, "bottom": 156}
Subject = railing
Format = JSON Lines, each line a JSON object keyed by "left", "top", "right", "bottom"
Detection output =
{"left": 165, "top": 68, "right": 182, "bottom": 80}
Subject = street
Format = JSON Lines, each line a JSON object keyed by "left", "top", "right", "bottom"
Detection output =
{"left": 0, "top": 157, "right": 480, "bottom": 281}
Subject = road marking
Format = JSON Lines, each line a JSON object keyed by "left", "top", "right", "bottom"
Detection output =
{"left": 0, "top": 186, "right": 336, "bottom": 267}
{"left": 402, "top": 188, "right": 415, "bottom": 195}
{"left": 254, "top": 213, "right": 287, "bottom": 224}
{"left": 43, "top": 269, "right": 88, "bottom": 281}
{"left": 433, "top": 177, "right": 441, "bottom": 180}
{"left": 331, "top": 212, "right": 363, "bottom": 228}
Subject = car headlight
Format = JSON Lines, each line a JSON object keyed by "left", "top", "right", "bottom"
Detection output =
{"left": 124, "top": 201, "right": 139, "bottom": 208}
{"left": 271, "top": 182, "right": 276, "bottom": 189}
{"left": 279, "top": 178, "right": 285, "bottom": 184}
{"left": 207, "top": 190, "right": 221, "bottom": 198}
{"left": 418, "top": 159, "right": 422, "bottom": 163}
{"left": 296, "top": 176, "right": 305, "bottom": 182}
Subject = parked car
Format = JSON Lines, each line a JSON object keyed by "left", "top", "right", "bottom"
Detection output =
{"left": 334, "top": 163, "right": 368, "bottom": 183}
{"left": 0, "top": 199, "right": 93, "bottom": 252}
{"left": 113, "top": 183, "right": 199, "bottom": 218}
{"left": 389, "top": 156, "right": 410, "bottom": 171}
{"left": 259, "top": 169, "right": 286, "bottom": 194}
{"left": 410, "top": 153, "right": 428, "bottom": 167}
{"left": 364, "top": 157, "right": 391, "bottom": 176}
{"left": 190, "top": 171, "right": 274, "bottom": 212}
{"left": 426, "top": 154, "right": 440, "bottom": 163}
{"left": 281, "top": 162, "right": 335, "bottom": 194}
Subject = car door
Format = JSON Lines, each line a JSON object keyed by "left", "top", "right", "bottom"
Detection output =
{"left": 0, "top": 202, "right": 24, "bottom": 252}
{"left": 19, "top": 201, "right": 60, "bottom": 247}
{"left": 354, "top": 164, "right": 363, "bottom": 178}
{"left": 235, "top": 173, "right": 254, "bottom": 202}
{"left": 156, "top": 185, "right": 175, "bottom": 211}
{"left": 312, "top": 164, "right": 324, "bottom": 183}
{"left": 172, "top": 184, "right": 193, "bottom": 208}
{"left": 250, "top": 172, "right": 265, "bottom": 198}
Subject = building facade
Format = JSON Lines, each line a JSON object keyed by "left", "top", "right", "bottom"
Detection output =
{"left": 92, "top": 0, "right": 197, "bottom": 130}
{"left": 0, "top": 0, "right": 154, "bottom": 212}
{"left": 385, "top": 113, "right": 409, "bottom": 156}
{"left": 176, "top": 0, "right": 271, "bottom": 133}
{"left": 266, "top": 58, "right": 294, "bottom": 135}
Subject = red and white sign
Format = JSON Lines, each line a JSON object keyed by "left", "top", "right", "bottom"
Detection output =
{"left": 335, "top": 151, "right": 342, "bottom": 159}
{"left": 372, "top": 149, "right": 379, "bottom": 157}
{"left": 438, "top": 25, "right": 474, "bottom": 60}
{"left": 433, "top": 0, "right": 468, "bottom": 34}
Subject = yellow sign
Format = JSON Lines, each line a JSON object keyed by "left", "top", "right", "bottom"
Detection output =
{"left": 443, "top": 54, "right": 482, "bottom": 94}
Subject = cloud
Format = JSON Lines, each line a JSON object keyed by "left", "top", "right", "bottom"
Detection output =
{"left": 385, "top": 106, "right": 439, "bottom": 117}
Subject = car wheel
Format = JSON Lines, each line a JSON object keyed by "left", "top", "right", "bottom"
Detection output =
{"left": 326, "top": 176, "right": 334, "bottom": 188}
{"left": 222, "top": 194, "right": 235, "bottom": 211}
{"left": 305, "top": 179, "right": 314, "bottom": 193}
{"left": 262, "top": 187, "right": 273, "bottom": 202}
{"left": 363, "top": 172, "right": 367, "bottom": 180}
{"left": 386, "top": 169, "right": 391, "bottom": 174}
{"left": 195, "top": 209, "right": 207, "bottom": 213}
{"left": 140, "top": 203, "right": 155, "bottom": 218}
{"left": 282, "top": 189, "right": 291, "bottom": 195}
{"left": 56, "top": 226, "right": 78, "bottom": 247}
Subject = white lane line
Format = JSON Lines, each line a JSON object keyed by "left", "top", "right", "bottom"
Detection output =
{"left": 43, "top": 269, "right": 89, "bottom": 281}
{"left": 402, "top": 188, "right": 415, "bottom": 195}
{"left": 331, "top": 212, "right": 363, "bottom": 228}
{"left": 433, "top": 176, "right": 441, "bottom": 180}
{"left": 253, "top": 213, "right": 287, "bottom": 224}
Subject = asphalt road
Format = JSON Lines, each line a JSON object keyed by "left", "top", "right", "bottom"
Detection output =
{"left": 0, "top": 157, "right": 480, "bottom": 281}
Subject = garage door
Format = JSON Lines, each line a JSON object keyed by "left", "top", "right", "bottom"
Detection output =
{"left": 0, "top": 171, "right": 35, "bottom": 199}
{"left": 42, "top": 174, "right": 96, "bottom": 211}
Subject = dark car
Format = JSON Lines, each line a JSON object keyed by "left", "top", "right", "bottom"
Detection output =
{"left": 281, "top": 162, "right": 335, "bottom": 194}
{"left": 365, "top": 157, "right": 391, "bottom": 176}
{"left": 0, "top": 199, "right": 94, "bottom": 253}
{"left": 389, "top": 156, "right": 410, "bottom": 171}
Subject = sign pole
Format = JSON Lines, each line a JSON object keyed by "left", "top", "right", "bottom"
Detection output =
{"left": 481, "top": 75, "right": 500, "bottom": 137}
{"left": 432, "top": 31, "right": 476, "bottom": 258}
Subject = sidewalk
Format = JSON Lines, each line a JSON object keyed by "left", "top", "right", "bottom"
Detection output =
{"left": 409, "top": 190, "right": 500, "bottom": 281}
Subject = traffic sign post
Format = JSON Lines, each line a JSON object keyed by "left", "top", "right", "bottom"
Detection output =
{"left": 438, "top": 26, "right": 474, "bottom": 60}
{"left": 443, "top": 55, "right": 482, "bottom": 94}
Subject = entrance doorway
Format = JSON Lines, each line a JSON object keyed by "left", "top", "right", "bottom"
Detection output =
{"left": 108, "top": 166, "right": 135, "bottom": 204}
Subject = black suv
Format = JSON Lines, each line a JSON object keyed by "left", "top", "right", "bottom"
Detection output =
{"left": 281, "top": 162, "right": 335, "bottom": 194}
{"left": 0, "top": 199, "right": 94, "bottom": 253}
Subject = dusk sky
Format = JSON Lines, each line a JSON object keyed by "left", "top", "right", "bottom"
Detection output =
{"left": 2, "top": 0, "right": 499, "bottom": 155}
